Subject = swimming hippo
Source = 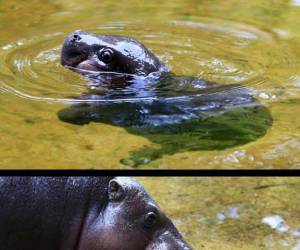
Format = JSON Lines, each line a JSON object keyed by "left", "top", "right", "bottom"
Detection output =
{"left": 59, "top": 30, "right": 272, "bottom": 166}
{"left": 0, "top": 176, "right": 192, "bottom": 250}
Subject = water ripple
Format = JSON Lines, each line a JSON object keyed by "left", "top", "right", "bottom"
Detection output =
{"left": 0, "top": 19, "right": 294, "bottom": 104}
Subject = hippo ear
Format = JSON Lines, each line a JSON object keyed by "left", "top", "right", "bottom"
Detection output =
{"left": 108, "top": 179, "right": 125, "bottom": 201}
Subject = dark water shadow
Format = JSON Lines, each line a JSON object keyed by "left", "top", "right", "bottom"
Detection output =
{"left": 57, "top": 73, "right": 273, "bottom": 167}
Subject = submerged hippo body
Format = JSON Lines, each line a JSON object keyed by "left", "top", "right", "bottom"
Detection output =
{"left": 0, "top": 177, "right": 191, "bottom": 250}
{"left": 59, "top": 31, "right": 272, "bottom": 166}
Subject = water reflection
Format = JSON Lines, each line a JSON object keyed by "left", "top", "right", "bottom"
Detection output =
{"left": 58, "top": 73, "right": 272, "bottom": 166}
{"left": 216, "top": 207, "right": 240, "bottom": 224}
{"left": 262, "top": 215, "right": 289, "bottom": 233}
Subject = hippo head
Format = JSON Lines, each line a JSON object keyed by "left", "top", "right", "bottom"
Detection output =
{"left": 79, "top": 177, "right": 192, "bottom": 250}
{"left": 61, "top": 30, "right": 168, "bottom": 76}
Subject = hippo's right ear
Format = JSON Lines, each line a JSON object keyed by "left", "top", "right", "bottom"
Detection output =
{"left": 108, "top": 179, "right": 125, "bottom": 201}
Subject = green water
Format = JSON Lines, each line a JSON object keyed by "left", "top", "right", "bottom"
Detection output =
{"left": 1, "top": 0, "right": 300, "bottom": 168}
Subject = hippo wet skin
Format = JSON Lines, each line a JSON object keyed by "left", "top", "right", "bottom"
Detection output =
{"left": 61, "top": 30, "right": 167, "bottom": 76}
{"left": 59, "top": 30, "right": 272, "bottom": 166}
{"left": 0, "top": 177, "right": 191, "bottom": 250}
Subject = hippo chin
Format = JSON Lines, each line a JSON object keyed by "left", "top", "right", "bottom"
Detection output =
{"left": 0, "top": 177, "right": 192, "bottom": 250}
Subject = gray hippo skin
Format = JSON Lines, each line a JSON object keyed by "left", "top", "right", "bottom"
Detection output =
{"left": 0, "top": 177, "right": 192, "bottom": 250}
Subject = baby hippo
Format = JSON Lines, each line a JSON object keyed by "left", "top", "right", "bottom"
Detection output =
{"left": 59, "top": 30, "right": 272, "bottom": 167}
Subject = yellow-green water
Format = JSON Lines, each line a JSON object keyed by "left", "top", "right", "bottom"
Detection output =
{"left": 1, "top": 1, "right": 300, "bottom": 249}
{"left": 0, "top": 0, "right": 300, "bottom": 168}
{"left": 139, "top": 177, "right": 300, "bottom": 250}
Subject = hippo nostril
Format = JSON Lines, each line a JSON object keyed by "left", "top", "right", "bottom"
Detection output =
{"left": 71, "top": 34, "right": 81, "bottom": 43}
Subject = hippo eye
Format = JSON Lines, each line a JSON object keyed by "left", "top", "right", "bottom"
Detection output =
{"left": 144, "top": 212, "right": 157, "bottom": 229}
{"left": 99, "top": 48, "right": 114, "bottom": 63}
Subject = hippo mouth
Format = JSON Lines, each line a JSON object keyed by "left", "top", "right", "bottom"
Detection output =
{"left": 66, "top": 58, "right": 139, "bottom": 79}
{"left": 73, "top": 59, "right": 109, "bottom": 73}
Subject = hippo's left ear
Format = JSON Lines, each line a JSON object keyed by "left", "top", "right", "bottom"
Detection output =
{"left": 108, "top": 179, "right": 125, "bottom": 201}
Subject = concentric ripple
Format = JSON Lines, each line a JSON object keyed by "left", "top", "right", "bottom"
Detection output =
{"left": 0, "top": 19, "right": 294, "bottom": 105}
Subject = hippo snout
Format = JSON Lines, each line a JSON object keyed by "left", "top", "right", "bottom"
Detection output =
{"left": 147, "top": 230, "right": 193, "bottom": 250}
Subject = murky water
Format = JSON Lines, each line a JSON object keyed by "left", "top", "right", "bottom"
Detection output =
{"left": 139, "top": 177, "right": 300, "bottom": 250}
{"left": 1, "top": 0, "right": 300, "bottom": 168}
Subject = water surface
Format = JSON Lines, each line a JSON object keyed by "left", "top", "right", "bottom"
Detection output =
{"left": 1, "top": 0, "right": 300, "bottom": 168}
